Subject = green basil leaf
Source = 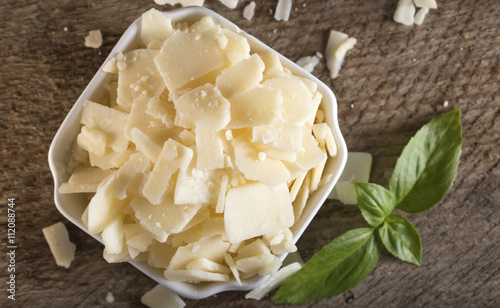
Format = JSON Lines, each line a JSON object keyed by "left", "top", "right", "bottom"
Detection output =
{"left": 379, "top": 214, "right": 421, "bottom": 266}
{"left": 355, "top": 183, "right": 396, "bottom": 227}
{"left": 389, "top": 109, "right": 462, "bottom": 213}
{"left": 273, "top": 228, "right": 380, "bottom": 304}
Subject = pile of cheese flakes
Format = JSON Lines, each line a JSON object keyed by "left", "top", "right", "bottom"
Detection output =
{"left": 60, "top": 8, "right": 337, "bottom": 284}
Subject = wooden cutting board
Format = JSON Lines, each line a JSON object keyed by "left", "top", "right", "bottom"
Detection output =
{"left": 1, "top": 0, "right": 499, "bottom": 307}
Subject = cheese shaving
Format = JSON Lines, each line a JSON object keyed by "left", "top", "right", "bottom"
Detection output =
{"left": 296, "top": 55, "right": 320, "bottom": 73}
{"left": 325, "top": 30, "right": 357, "bottom": 79}
{"left": 274, "top": 0, "right": 292, "bottom": 22}
{"left": 141, "top": 284, "right": 185, "bottom": 308}
{"left": 85, "top": 30, "right": 102, "bottom": 49}
{"left": 243, "top": 1, "right": 256, "bottom": 21}
{"left": 42, "top": 222, "right": 76, "bottom": 268}
{"left": 219, "top": 0, "right": 238, "bottom": 9}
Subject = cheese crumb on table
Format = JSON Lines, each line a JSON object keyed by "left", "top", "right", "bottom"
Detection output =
{"left": 243, "top": 1, "right": 256, "bottom": 21}
{"left": 84, "top": 30, "right": 102, "bottom": 49}
{"left": 105, "top": 291, "right": 115, "bottom": 303}
{"left": 141, "top": 284, "right": 185, "bottom": 308}
{"left": 42, "top": 222, "right": 76, "bottom": 268}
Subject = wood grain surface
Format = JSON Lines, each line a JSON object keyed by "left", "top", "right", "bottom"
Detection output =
{"left": 1, "top": 0, "right": 499, "bottom": 307}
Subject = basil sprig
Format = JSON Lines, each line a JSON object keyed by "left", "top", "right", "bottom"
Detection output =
{"left": 273, "top": 109, "right": 462, "bottom": 303}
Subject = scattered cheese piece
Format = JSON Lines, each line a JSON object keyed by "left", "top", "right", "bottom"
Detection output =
{"left": 414, "top": 7, "right": 429, "bottom": 25}
{"left": 325, "top": 31, "right": 357, "bottom": 79}
{"left": 154, "top": 0, "right": 204, "bottom": 6}
{"left": 141, "top": 284, "right": 185, "bottom": 308}
{"left": 274, "top": 0, "right": 292, "bottom": 21}
{"left": 414, "top": 0, "right": 437, "bottom": 9}
{"left": 105, "top": 291, "right": 115, "bottom": 304}
{"left": 219, "top": 0, "right": 238, "bottom": 9}
{"left": 85, "top": 30, "right": 102, "bottom": 48}
{"left": 243, "top": 1, "right": 256, "bottom": 21}
{"left": 42, "top": 222, "right": 76, "bottom": 268}
{"left": 394, "top": 0, "right": 416, "bottom": 26}
{"left": 245, "top": 262, "right": 302, "bottom": 300}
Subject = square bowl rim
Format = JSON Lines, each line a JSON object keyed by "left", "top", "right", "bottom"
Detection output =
{"left": 48, "top": 6, "right": 348, "bottom": 300}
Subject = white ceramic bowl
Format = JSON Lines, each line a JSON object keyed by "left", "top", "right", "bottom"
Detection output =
{"left": 48, "top": 6, "right": 347, "bottom": 300}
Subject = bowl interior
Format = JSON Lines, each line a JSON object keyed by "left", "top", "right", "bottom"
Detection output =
{"left": 48, "top": 6, "right": 347, "bottom": 299}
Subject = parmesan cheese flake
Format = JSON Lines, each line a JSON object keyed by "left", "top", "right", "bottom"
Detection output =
{"left": 43, "top": 222, "right": 76, "bottom": 268}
